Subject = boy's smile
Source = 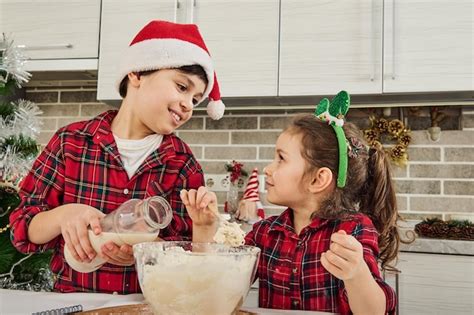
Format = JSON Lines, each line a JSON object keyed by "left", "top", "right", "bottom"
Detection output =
{"left": 169, "top": 109, "right": 183, "bottom": 124}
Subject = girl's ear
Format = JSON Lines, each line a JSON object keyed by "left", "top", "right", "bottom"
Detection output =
{"left": 308, "top": 167, "right": 333, "bottom": 193}
{"left": 127, "top": 72, "right": 141, "bottom": 88}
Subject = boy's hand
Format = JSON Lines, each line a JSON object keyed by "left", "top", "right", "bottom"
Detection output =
{"left": 180, "top": 186, "right": 219, "bottom": 226}
{"left": 100, "top": 242, "right": 135, "bottom": 266}
{"left": 321, "top": 230, "right": 366, "bottom": 281}
{"left": 60, "top": 204, "right": 105, "bottom": 263}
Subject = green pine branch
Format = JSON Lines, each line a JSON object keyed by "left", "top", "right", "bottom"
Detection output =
{"left": 0, "top": 135, "right": 40, "bottom": 158}
{"left": 0, "top": 78, "right": 16, "bottom": 96}
{"left": 0, "top": 101, "right": 16, "bottom": 120}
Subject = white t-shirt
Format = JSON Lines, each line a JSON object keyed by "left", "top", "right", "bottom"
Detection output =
{"left": 113, "top": 133, "right": 163, "bottom": 179}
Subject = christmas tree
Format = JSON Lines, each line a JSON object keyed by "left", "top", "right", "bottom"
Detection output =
{"left": 0, "top": 34, "right": 53, "bottom": 291}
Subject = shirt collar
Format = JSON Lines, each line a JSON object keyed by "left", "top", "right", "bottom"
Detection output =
{"left": 82, "top": 110, "right": 193, "bottom": 157}
{"left": 269, "top": 208, "right": 332, "bottom": 236}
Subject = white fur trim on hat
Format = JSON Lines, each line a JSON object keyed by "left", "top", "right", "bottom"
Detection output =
{"left": 116, "top": 38, "right": 214, "bottom": 100}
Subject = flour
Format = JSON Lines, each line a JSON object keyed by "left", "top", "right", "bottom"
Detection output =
{"left": 141, "top": 246, "right": 257, "bottom": 315}
{"left": 213, "top": 217, "right": 246, "bottom": 247}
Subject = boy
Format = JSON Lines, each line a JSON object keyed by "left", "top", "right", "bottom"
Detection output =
{"left": 9, "top": 20, "right": 225, "bottom": 293}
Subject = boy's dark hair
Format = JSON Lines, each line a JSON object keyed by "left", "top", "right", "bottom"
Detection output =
{"left": 286, "top": 114, "right": 405, "bottom": 271}
{"left": 118, "top": 65, "right": 209, "bottom": 98}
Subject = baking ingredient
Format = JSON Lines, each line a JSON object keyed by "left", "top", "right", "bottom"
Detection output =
{"left": 141, "top": 246, "right": 257, "bottom": 315}
{"left": 65, "top": 230, "right": 157, "bottom": 273}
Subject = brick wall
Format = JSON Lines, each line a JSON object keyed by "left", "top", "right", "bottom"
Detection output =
{"left": 25, "top": 83, "right": 474, "bottom": 222}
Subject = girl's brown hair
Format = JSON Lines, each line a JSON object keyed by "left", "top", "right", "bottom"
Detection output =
{"left": 286, "top": 114, "right": 404, "bottom": 271}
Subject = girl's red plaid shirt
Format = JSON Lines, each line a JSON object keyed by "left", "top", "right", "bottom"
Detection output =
{"left": 245, "top": 209, "right": 397, "bottom": 315}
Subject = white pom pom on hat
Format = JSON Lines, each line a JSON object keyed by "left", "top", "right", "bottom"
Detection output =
{"left": 115, "top": 20, "right": 225, "bottom": 120}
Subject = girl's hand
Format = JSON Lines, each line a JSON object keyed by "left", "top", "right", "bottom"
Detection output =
{"left": 321, "top": 230, "right": 366, "bottom": 281}
{"left": 100, "top": 242, "right": 134, "bottom": 266}
{"left": 180, "top": 187, "right": 219, "bottom": 226}
{"left": 60, "top": 204, "right": 105, "bottom": 263}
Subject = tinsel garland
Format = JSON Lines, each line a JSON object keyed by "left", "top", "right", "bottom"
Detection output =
{"left": 414, "top": 218, "right": 474, "bottom": 241}
{"left": 364, "top": 116, "right": 412, "bottom": 166}
{"left": 1, "top": 34, "right": 53, "bottom": 291}
{"left": 0, "top": 34, "right": 31, "bottom": 91}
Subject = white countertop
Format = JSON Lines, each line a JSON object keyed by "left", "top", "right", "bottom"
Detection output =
{"left": 0, "top": 288, "right": 333, "bottom": 315}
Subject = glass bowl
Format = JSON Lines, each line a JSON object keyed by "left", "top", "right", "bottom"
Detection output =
{"left": 133, "top": 241, "right": 260, "bottom": 315}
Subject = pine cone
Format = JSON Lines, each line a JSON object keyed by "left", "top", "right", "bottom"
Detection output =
{"left": 388, "top": 119, "right": 404, "bottom": 137}
{"left": 364, "top": 129, "right": 379, "bottom": 144}
{"left": 400, "top": 133, "right": 412, "bottom": 147}
{"left": 430, "top": 221, "right": 450, "bottom": 238}
{"left": 414, "top": 222, "right": 432, "bottom": 237}
{"left": 449, "top": 226, "right": 474, "bottom": 240}
{"left": 390, "top": 144, "right": 406, "bottom": 159}
{"left": 375, "top": 118, "right": 389, "bottom": 133}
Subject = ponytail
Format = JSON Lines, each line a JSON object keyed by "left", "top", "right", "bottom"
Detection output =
{"left": 361, "top": 146, "right": 401, "bottom": 271}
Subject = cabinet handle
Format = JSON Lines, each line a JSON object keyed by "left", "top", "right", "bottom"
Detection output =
{"left": 16, "top": 43, "right": 73, "bottom": 50}
{"left": 174, "top": 0, "right": 179, "bottom": 22}
{"left": 186, "top": 0, "right": 196, "bottom": 23}
{"left": 369, "top": 0, "right": 376, "bottom": 81}
{"left": 391, "top": 0, "right": 396, "bottom": 80}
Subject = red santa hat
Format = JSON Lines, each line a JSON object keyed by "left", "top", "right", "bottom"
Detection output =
{"left": 115, "top": 20, "right": 225, "bottom": 120}
{"left": 243, "top": 168, "right": 265, "bottom": 219}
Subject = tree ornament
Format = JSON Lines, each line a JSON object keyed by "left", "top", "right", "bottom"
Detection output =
{"left": 236, "top": 168, "right": 265, "bottom": 223}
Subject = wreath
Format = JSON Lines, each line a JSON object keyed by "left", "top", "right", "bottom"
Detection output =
{"left": 364, "top": 116, "right": 412, "bottom": 166}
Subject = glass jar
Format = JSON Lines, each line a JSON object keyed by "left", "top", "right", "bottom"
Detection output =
{"left": 225, "top": 182, "right": 240, "bottom": 217}
{"left": 64, "top": 196, "right": 172, "bottom": 273}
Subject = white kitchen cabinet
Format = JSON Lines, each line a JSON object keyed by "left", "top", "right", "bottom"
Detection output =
{"left": 191, "top": 0, "right": 279, "bottom": 97}
{"left": 279, "top": 0, "right": 383, "bottom": 96}
{"left": 97, "top": 0, "right": 279, "bottom": 101}
{"left": 97, "top": 0, "right": 179, "bottom": 100}
{"left": 279, "top": 0, "right": 473, "bottom": 96}
{"left": 386, "top": 252, "right": 474, "bottom": 314}
{"left": 383, "top": 0, "right": 473, "bottom": 92}
{"left": 0, "top": 0, "right": 100, "bottom": 70}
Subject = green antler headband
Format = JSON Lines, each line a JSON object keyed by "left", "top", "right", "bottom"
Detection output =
{"left": 314, "top": 91, "right": 350, "bottom": 188}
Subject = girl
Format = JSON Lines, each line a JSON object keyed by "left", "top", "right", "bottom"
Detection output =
{"left": 181, "top": 92, "right": 400, "bottom": 314}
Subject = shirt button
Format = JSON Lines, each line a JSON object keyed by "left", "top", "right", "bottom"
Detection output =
{"left": 123, "top": 188, "right": 129, "bottom": 195}
{"left": 292, "top": 267, "right": 298, "bottom": 274}
{"left": 292, "top": 299, "right": 300, "bottom": 307}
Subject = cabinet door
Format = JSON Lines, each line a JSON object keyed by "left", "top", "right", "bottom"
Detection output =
{"left": 383, "top": 0, "right": 473, "bottom": 92}
{"left": 97, "top": 0, "right": 178, "bottom": 101}
{"left": 395, "top": 252, "right": 474, "bottom": 314}
{"left": 279, "top": 0, "right": 383, "bottom": 96}
{"left": 192, "top": 0, "right": 279, "bottom": 97}
{"left": 0, "top": 0, "right": 100, "bottom": 60}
